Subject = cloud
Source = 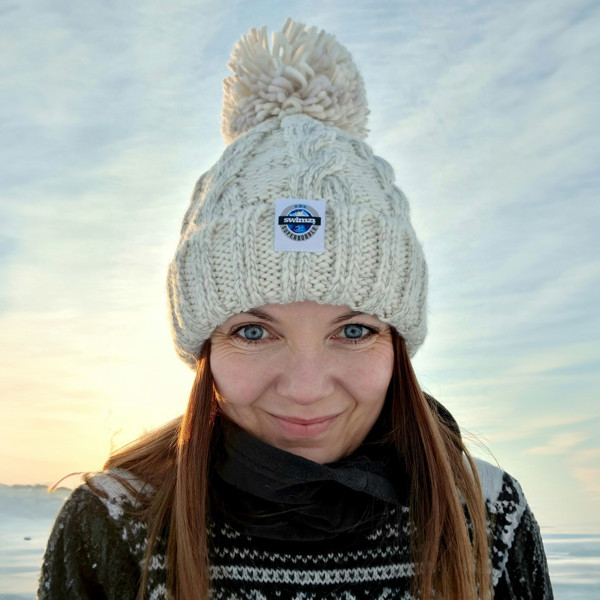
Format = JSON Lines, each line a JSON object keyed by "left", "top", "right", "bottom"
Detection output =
{"left": 572, "top": 466, "right": 600, "bottom": 498}
{"left": 526, "top": 432, "right": 588, "bottom": 455}
{"left": 459, "top": 406, "right": 590, "bottom": 445}
{"left": 0, "top": 0, "right": 234, "bottom": 320}
{"left": 569, "top": 448, "right": 600, "bottom": 500}
{"left": 522, "top": 433, "right": 600, "bottom": 506}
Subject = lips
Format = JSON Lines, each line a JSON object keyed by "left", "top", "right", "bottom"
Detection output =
{"left": 268, "top": 413, "right": 341, "bottom": 437}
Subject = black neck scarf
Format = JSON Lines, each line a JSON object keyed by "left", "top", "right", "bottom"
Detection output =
{"left": 210, "top": 418, "right": 408, "bottom": 542}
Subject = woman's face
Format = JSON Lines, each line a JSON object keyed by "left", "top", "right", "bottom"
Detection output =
{"left": 210, "top": 301, "right": 394, "bottom": 464}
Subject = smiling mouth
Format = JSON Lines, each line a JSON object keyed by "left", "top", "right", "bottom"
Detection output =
{"left": 268, "top": 413, "right": 341, "bottom": 437}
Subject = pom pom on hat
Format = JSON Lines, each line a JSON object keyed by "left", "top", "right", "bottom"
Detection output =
{"left": 222, "top": 18, "right": 369, "bottom": 144}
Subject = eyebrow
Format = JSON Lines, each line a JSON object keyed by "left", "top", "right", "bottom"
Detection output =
{"left": 330, "top": 310, "right": 367, "bottom": 324}
{"left": 244, "top": 309, "right": 278, "bottom": 322}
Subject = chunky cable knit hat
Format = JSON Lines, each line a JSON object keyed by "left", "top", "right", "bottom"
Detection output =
{"left": 167, "top": 18, "right": 427, "bottom": 368}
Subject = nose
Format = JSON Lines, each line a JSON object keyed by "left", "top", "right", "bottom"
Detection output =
{"left": 274, "top": 350, "right": 335, "bottom": 406}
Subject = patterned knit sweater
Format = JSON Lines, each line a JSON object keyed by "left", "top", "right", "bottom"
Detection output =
{"left": 38, "top": 453, "right": 553, "bottom": 599}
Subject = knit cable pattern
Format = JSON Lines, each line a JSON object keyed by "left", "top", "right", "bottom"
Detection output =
{"left": 167, "top": 114, "right": 427, "bottom": 367}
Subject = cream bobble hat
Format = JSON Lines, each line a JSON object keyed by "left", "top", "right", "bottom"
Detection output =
{"left": 167, "top": 18, "right": 428, "bottom": 368}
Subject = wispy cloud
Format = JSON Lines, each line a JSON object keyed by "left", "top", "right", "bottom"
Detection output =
{"left": 572, "top": 465, "right": 600, "bottom": 498}
{"left": 567, "top": 448, "right": 600, "bottom": 501}
{"left": 526, "top": 432, "right": 588, "bottom": 455}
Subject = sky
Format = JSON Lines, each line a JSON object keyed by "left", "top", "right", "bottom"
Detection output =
{"left": 1, "top": 0, "right": 599, "bottom": 535}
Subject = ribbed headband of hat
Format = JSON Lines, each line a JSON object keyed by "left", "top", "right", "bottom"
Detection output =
{"left": 167, "top": 18, "right": 428, "bottom": 368}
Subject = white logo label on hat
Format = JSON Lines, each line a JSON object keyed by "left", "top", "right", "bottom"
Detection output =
{"left": 274, "top": 199, "right": 326, "bottom": 252}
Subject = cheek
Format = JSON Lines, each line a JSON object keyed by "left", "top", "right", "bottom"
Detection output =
{"left": 343, "top": 348, "right": 394, "bottom": 404}
{"left": 210, "top": 352, "right": 271, "bottom": 406}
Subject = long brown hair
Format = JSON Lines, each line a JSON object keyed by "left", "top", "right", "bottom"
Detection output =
{"left": 101, "top": 331, "right": 491, "bottom": 600}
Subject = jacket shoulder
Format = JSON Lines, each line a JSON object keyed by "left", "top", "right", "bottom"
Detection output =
{"left": 38, "top": 469, "right": 155, "bottom": 600}
{"left": 83, "top": 468, "right": 154, "bottom": 516}
{"left": 472, "top": 458, "right": 553, "bottom": 598}
{"left": 472, "top": 457, "right": 524, "bottom": 504}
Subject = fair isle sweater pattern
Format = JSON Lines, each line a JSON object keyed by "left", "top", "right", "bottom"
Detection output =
{"left": 37, "top": 460, "right": 553, "bottom": 600}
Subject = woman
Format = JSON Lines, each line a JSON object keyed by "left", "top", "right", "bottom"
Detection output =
{"left": 38, "top": 19, "right": 553, "bottom": 600}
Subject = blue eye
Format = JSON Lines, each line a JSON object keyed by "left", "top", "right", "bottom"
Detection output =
{"left": 237, "top": 325, "right": 266, "bottom": 341}
{"left": 342, "top": 324, "right": 368, "bottom": 339}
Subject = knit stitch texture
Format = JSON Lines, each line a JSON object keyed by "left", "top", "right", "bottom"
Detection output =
{"left": 167, "top": 114, "right": 428, "bottom": 367}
